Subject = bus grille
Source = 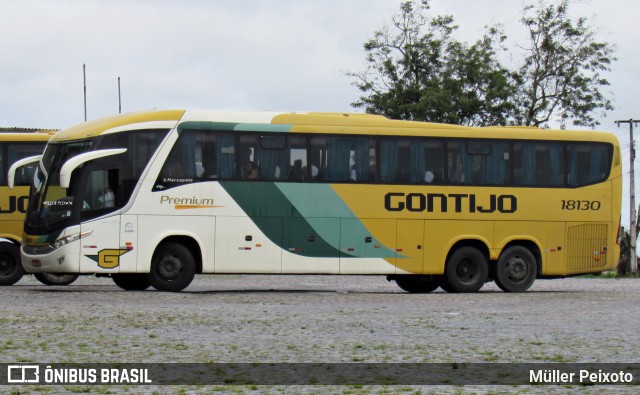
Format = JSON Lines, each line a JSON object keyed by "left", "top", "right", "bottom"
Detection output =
{"left": 566, "top": 224, "right": 608, "bottom": 271}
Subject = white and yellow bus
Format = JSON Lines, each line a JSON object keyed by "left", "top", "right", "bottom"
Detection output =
{"left": 12, "top": 110, "right": 621, "bottom": 292}
{"left": 1, "top": 131, "right": 78, "bottom": 285}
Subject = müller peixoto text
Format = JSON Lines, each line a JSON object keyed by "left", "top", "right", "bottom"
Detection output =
{"left": 530, "top": 369, "right": 634, "bottom": 384}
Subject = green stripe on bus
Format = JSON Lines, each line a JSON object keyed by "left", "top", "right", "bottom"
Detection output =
{"left": 177, "top": 121, "right": 292, "bottom": 133}
{"left": 219, "top": 182, "right": 343, "bottom": 257}
{"left": 219, "top": 182, "right": 396, "bottom": 258}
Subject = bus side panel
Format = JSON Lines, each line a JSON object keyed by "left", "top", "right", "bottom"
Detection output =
{"left": 214, "top": 216, "right": 282, "bottom": 273}
{"left": 0, "top": 186, "right": 31, "bottom": 236}
{"left": 423, "top": 220, "right": 494, "bottom": 274}
{"left": 282, "top": 217, "right": 339, "bottom": 273}
{"left": 339, "top": 218, "right": 396, "bottom": 274}
{"left": 395, "top": 219, "right": 424, "bottom": 275}
{"left": 120, "top": 214, "right": 138, "bottom": 272}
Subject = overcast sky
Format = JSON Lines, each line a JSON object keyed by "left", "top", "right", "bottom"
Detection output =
{"left": 2, "top": 0, "right": 640, "bottom": 225}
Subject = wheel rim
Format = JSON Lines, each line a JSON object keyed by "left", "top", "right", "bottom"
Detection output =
{"left": 505, "top": 255, "right": 529, "bottom": 282}
{"left": 0, "top": 253, "right": 16, "bottom": 277}
{"left": 157, "top": 254, "right": 183, "bottom": 281}
{"left": 456, "top": 257, "right": 479, "bottom": 284}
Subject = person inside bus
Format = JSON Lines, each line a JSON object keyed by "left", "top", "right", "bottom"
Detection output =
{"left": 243, "top": 161, "right": 259, "bottom": 180}
{"left": 424, "top": 170, "right": 435, "bottom": 184}
{"left": 289, "top": 159, "right": 305, "bottom": 181}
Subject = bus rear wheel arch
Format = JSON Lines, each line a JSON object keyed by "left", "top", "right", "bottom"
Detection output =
{"left": 495, "top": 245, "right": 538, "bottom": 292}
{"left": 149, "top": 241, "right": 196, "bottom": 292}
{"left": 443, "top": 245, "right": 489, "bottom": 293}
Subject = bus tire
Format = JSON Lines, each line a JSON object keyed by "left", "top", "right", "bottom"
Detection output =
{"left": 495, "top": 246, "right": 537, "bottom": 292}
{"left": 437, "top": 276, "right": 457, "bottom": 293}
{"left": 149, "top": 242, "right": 195, "bottom": 292}
{"left": 0, "top": 243, "right": 24, "bottom": 286}
{"left": 34, "top": 273, "right": 79, "bottom": 286}
{"left": 445, "top": 246, "right": 488, "bottom": 293}
{"left": 394, "top": 275, "right": 439, "bottom": 293}
{"left": 112, "top": 274, "right": 151, "bottom": 291}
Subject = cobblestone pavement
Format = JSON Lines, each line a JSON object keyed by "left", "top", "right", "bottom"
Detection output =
{"left": 2, "top": 275, "right": 639, "bottom": 394}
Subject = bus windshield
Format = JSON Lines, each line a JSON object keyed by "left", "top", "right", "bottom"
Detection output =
{"left": 25, "top": 140, "right": 93, "bottom": 233}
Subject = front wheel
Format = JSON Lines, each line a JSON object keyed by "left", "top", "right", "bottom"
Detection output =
{"left": 495, "top": 246, "right": 537, "bottom": 292}
{"left": 445, "top": 246, "right": 488, "bottom": 293}
{"left": 112, "top": 274, "right": 151, "bottom": 291}
{"left": 394, "top": 275, "right": 440, "bottom": 293}
{"left": 34, "top": 273, "right": 79, "bottom": 286}
{"left": 0, "top": 243, "right": 24, "bottom": 285}
{"left": 149, "top": 242, "right": 195, "bottom": 292}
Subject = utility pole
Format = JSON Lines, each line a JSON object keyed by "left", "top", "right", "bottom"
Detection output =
{"left": 617, "top": 119, "right": 640, "bottom": 274}
{"left": 118, "top": 77, "right": 122, "bottom": 114}
{"left": 83, "top": 64, "right": 87, "bottom": 122}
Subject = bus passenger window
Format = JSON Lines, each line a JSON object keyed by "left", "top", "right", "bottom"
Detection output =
{"left": 288, "top": 136, "right": 307, "bottom": 182}
{"left": 311, "top": 136, "right": 375, "bottom": 183}
{"left": 514, "top": 142, "right": 564, "bottom": 187}
{"left": 568, "top": 143, "right": 611, "bottom": 187}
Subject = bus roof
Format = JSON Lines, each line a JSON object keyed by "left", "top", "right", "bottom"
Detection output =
{"left": 49, "top": 109, "right": 619, "bottom": 146}
{"left": 0, "top": 132, "right": 54, "bottom": 142}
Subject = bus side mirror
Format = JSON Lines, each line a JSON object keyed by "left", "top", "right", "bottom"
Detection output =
{"left": 59, "top": 148, "right": 127, "bottom": 188}
{"left": 7, "top": 155, "right": 42, "bottom": 190}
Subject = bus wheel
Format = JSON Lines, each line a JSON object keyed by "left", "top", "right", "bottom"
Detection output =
{"left": 112, "top": 274, "right": 151, "bottom": 291}
{"left": 0, "top": 243, "right": 24, "bottom": 286}
{"left": 445, "top": 246, "right": 488, "bottom": 293}
{"left": 394, "top": 275, "right": 439, "bottom": 293}
{"left": 34, "top": 273, "right": 79, "bottom": 286}
{"left": 437, "top": 276, "right": 457, "bottom": 293}
{"left": 495, "top": 246, "right": 537, "bottom": 292}
{"left": 149, "top": 242, "right": 195, "bottom": 292}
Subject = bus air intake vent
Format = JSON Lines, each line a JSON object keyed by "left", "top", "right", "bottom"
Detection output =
{"left": 566, "top": 224, "right": 608, "bottom": 271}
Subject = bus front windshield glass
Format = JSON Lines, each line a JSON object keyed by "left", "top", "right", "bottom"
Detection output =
{"left": 25, "top": 140, "right": 93, "bottom": 234}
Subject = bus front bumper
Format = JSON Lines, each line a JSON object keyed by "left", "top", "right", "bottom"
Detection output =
{"left": 21, "top": 242, "right": 80, "bottom": 273}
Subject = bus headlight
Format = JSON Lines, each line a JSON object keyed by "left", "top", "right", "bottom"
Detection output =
{"left": 50, "top": 230, "right": 93, "bottom": 250}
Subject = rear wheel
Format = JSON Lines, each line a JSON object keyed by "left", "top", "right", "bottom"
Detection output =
{"left": 445, "top": 246, "right": 488, "bottom": 293}
{"left": 495, "top": 246, "right": 537, "bottom": 292}
{"left": 34, "top": 273, "right": 79, "bottom": 286}
{"left": 0, "top": 243, "right": 24, "bottom": 286}
{"left": 112, "top": 274, "right": 151, "bottom": 291}
{"left": 394, "top": 275, "right": 439, "bottom": 293}
{"left": 149, "top": 242, "right": 195, "bottom": 292}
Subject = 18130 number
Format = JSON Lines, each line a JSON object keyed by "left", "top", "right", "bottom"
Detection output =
{"left": 561, "top": 200, "right": 601, "bottom": 211}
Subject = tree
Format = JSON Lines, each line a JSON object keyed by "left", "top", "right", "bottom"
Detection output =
{"left": 349, "top": 0, "right": 615, "bottom": 128}
{"left": 348, "top": 0, "right": 517, "bottom": 126}
{"left": 516, "top": 0, "right": 615, "bottom": 128}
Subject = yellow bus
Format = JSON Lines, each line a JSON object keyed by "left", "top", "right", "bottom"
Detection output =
{"left": 13, "top": 110, "right": 621, "bottom": 292}
{"left": 1, "top": 131, "right": 78, "bottom": 285}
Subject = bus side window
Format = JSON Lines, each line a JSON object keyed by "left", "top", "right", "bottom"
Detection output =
{"left": 13, "top": 163, "right": 38, "bottom": 186}
{"left": 288, "top": 135, "right": 307, "bottom": 182}
{"left": 568, "top": 143, "right": 611, "bottom": 187}
{"left": 81, "top": 168, "right": 119, "bottom": 219}
{"left": 313, "top": 136, "right": 374, "bottom": 183}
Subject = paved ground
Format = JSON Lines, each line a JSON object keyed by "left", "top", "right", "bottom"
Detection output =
{"left": 1, "top": 275, "right": 639, "bottom": 394}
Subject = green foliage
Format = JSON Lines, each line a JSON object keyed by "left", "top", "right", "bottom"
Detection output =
{"left": 618, "top": 226, "right": 634, "bottom": 277}
{"left": 349, "top": 0, "right": 615, "bottom": 128}
{"left": 516, "top": 0, "right": 616, "bottom": 128}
